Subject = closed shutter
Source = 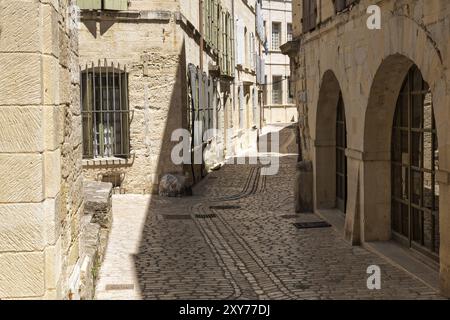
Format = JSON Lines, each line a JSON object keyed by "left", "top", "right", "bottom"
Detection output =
{"left": 239, "top": 85, "right": 245, "bottom": 129}
{"left": 229, "top": 14, "right": 235, "bottom": 75}
{"left": 302, "top": 0, "right": 316, "bottom": 32}
{"left": 260, "top": 58, "right": 265, "bottom": 84}
{"left": 77, "top": 0, "right": 101, "bottom": 9}
{"left": 104, "top": 0, "right": 128, "bottom": 10}
{"left": 235, "top": 18, "right": 245, "bottom": 66}
{"left": 252, "top": 85, "right": 258, "bottom": 126}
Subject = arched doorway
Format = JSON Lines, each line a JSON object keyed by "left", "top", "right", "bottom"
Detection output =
{"left": 315, "top": 71, "right": 347, "bottom": 213}
{"left": 391, "top": 65, "right": 440, "bottom": 259}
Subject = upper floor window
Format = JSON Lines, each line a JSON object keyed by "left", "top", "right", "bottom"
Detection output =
{"left": 287, "top": 23, "right": 293, "bottom": 42}
{"left": 302, "top": 0, "right": 317, "bottom": 33}
{"left": 334, "top": 0, "right": 357, "bottom": 13}
{"left": 77, "top": 0, "right": 129, "bottom": 11}
{"left": 272, "top": 76, "right": 282, "bottom": 105}
{"left": 81, "top": 61, "right": 130, "bottom": 159}
{"left": 271, "top": 22, "right": 281, "bottom": 51}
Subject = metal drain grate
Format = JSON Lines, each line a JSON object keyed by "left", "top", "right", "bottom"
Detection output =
{"left": 162, "top": 214, "right": 192, "bottom": 220}
{"left": 209, "top": 205, "right": 241, "bottom": 210}
{"left": 105, "top": 284, "right": 135, "bottom": 291}
{"left": 280, "top": 214, "right": 299, "bottom": 219}
{"left": 293, "top": 221, "right": 332, "bottom": 229}
{"left": 195, "top": 214, "right": 217, "bottom": 219}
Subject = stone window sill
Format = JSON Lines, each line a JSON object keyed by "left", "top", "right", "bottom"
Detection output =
{"left": 83, "top": 157, "right": 131, "bottom": 167}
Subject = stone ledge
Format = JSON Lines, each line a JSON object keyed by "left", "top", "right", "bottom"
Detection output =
{"left": 84, "top": 181, "right": 113, "bottom": 229}
{"left": 82, "top": 157, "right": 131, "bottom": 167}
{"left": 78, "top": 181, "right": 113, "bottom": 299}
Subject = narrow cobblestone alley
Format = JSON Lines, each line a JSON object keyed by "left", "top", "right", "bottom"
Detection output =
{"left": 94, "top": 147, "right": 441, "bottom": 300}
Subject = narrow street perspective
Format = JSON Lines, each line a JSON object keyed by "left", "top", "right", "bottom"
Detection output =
{"left": 95, "top": 126, "right": 439, "bottom": 300}
{"left": 1, "top": 0, "right": 450, "bottom": 304}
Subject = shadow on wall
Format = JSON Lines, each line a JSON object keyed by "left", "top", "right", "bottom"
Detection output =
{"left": 131, "top": 40, "right": 213, "bottom": 299}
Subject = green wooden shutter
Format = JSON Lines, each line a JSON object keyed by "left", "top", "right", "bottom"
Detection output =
{"left": 104, "top": 0, "right": 128, "bottom": 10}
{"left": 77, "top": 0, "right": 102, "bottom": 9}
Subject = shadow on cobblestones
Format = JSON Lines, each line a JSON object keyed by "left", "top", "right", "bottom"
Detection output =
{"left": 96, "top": 125, "right": 442, "bottom": 300}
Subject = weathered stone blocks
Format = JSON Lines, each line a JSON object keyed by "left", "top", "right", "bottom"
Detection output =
{"left": 0, "top": 252, "right": 45, "bottom": 299}
{"left": 0, "top": 154, "right": 44, "bottom": 203}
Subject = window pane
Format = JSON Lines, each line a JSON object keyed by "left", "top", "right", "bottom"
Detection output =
{"left": 287, "top": 23, "right": 293, "bottom": 42}
{"left": 412, "top": 94, "right": 424, "bottom": 129}
{"left": 272, "top": 23, "right": 280, "bottom": 50}
{"left": 272, "top": 76, "right": 282, "bottom": 104}
{"left": 411, "top": 131, "right": 422, "bottom": 167}
{"left": 411, "top": 208, "right": 423, "bottom": 244}
{"left": 411, "top": 169, "right": 422, "bottom": 206}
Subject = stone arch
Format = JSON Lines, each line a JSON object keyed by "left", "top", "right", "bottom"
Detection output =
{"left": 362, "top": 52, "right": 447, "bottom": 243}
{"left": 314, "top": 70, "right": 348, "bottom": 210}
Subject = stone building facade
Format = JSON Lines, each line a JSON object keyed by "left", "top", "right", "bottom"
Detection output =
{"left": 77, "top": 0, "right": 265, "bottom": 194}
{"left": 0, "top": 0, "right": 85, "bottom": 299}
{"left": 283, "top": 0, "right": 450, "bottom": 296}
{"left": 262, "top": 0, "right": 297, "bottom": 124}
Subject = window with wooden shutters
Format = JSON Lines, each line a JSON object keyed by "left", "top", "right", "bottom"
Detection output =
{"left": 229, "top": 13, "right": 235, "bottom": 76}
{"left": 302, "top": 0, "right": 317, "bottom": 33}
{"left": 81, "top": 61, "right": 130, "bottom": 159}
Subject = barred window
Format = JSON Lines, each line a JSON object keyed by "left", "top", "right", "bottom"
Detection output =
{"left": 80, "top": 61, "right": 130, "bottom": 159}
{"left": 271, "top": 22, "right": 281, "bottom": 51}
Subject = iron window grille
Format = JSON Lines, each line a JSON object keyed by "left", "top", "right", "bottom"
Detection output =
{"left": 80, "top": 60, "right": 130, "bottom": 159}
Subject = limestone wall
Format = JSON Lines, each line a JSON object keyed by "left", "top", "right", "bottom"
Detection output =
{"left": 0, "top": 0, "right": 83, "bottom": 299}
{"left": 79, "top": 1, "right": 264, "bottom": 192}
{"left": 79, "top": 11, "right": 185, "bottom": 194}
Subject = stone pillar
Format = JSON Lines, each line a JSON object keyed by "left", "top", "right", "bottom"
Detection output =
{"left": 295, "top": 160, "right": 314, "bottom": 213}
{"left": 436, "top": 171, "right": 450, "bottom": 297}
{"left": 360, "top": 152, "right": 392, "bottom": 242}
{"left": 314, "top": 142, "right": 336, "bottom": 209}
{"left": 344, "top": 150, "right": 363, "bottom": 245}
{"left": 0, "top": 1, "right": 82, "bottom": 299}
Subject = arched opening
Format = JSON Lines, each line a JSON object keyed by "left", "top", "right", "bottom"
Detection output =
{"left": 391, "top": 65, "right": 440, "bottom": 259}
{"left": 363, "top": 54, "right": 443, "bottom": 253}
{"left": 315, "top": 71, "right": 347, "bottom": 213}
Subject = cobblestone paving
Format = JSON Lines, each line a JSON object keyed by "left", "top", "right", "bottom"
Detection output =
{"left": 95, "top": 155, "right": 441, "bottom": 300}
